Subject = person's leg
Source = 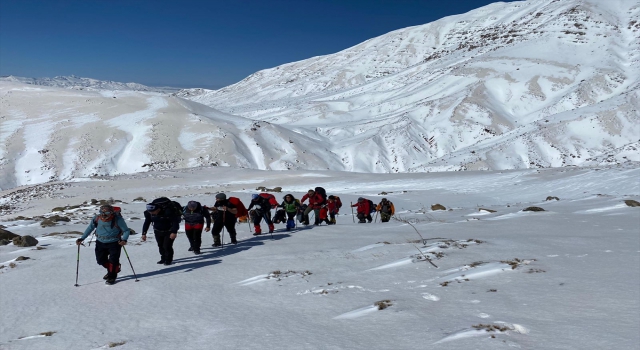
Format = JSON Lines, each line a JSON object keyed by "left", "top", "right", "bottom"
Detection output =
{"left": 253, "top": 211, "right": 263, "bottom": 234}
{"left": 303, "top": 206, "right": 313, "bottom": 225}
{"left": 212, "top": 222, "right": 223, "bottom": 246}
{"left": 367, "top": 214, "right": 373, "bottom": 223}
{"left": 226, "top": 219, "right": 238, "bottom": 244}
{"left": 357, "top": 213, "right": 366, "bottom": 223}
{"left": 154, "top": 231, "right": 167, "bottom": 263}
{"left": 193, "top": 227, "right": 203, "bottom": 253}
{"left": 163, "top": 234, "right": 175, "bottom": 265}
{"left": 95, "top": 241, "right": 110, "bottom": 278}
{"left": 106, "top": 242, "right": 122, "bottom": 281}
{"left": 185, "top": 226, "right": 195, "bottom": 251}
{"left": 286, "top": 211, "right": 296, "bottom": 229}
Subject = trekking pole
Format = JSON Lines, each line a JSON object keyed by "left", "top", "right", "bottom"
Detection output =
{"left": 265, "top": 212, "right": 273, "bottom": 239}
{"left": 74, "top": 243, "right": 81, "bottom": 287}
{"left": 351, "top": 202, "right": 355, "bottom": 223}
{"left": 87, "top": 231, "right": 95, "bottom": 246}
{"left": 121, "top": 245, "right": 139, "bottom": 282}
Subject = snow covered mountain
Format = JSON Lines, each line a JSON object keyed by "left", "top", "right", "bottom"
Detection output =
{"left": 179, "top": 0, "right": 640, "bottom": 172}
{"left": 2, "top": 0, "right": 639, "bottom": 191}
{"left": 0, "top": 75, "right": 178, "bottom": 93}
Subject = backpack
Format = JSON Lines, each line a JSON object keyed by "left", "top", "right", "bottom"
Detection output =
{"left": 334, "top": 196, "right": 343, "bottom": 209}
{"left": 367, "top": 200, "right": 376, "bottom": 213}
{"left": 273, "top": 209, "right": 287, "bottom": 224}
{"left": 93, "top": 206, "right": 123, "bottom": 230}
{"left": 314, "top": 187, "right": 327, "bottom": 205}
{"left": 152, "top": 197, "right": 183, "bottom": 221}
{"left": 228, "top": 197, "right": 248, "bottom": 218}
{"left": 259, "top": 193, "right": 278, "bottom": 208}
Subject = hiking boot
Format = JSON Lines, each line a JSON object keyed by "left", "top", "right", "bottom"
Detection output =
{"left": 164, "top": 261, "right": 173, "bottom": 266}
{"left": 253, "top": 232, "right": 262, "bottom": 236}
{"left": 103, "top": 273, "right": 109, "bottom": 280}
{"left": 194, "top": 249, "right": 201, "bottom": 255}
{"left": 358, "top": 220, "right": 366, "bottom": 223}
{"left": 269, "top": 229, "right": 274, "bottom": 233}
{"left": 105, "top": 278, "right": 116, "bottom": 285}
{"left": 213, "top": 242, "right": 222, "bottom": 247}
{"left": 188, "top": 247, "right": 193, "bottom": 251}
{"left": 157, "top": 260, "right": 166, "bottom": 264}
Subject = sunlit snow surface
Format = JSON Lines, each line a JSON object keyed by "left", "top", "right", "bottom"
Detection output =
{"left": 0, "top": 165, "right": 638, "bottom": 349}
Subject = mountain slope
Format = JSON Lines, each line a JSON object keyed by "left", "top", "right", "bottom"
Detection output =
{"left": 179, "top": 0, "right": 640, "bottom": 172}
{"left": 0, "top": 83, "right": 336, "bottom": 190}
{"left": 0, "top": 75, "right": 179, "bottom": 93}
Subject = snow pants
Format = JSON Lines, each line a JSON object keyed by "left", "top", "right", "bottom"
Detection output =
{"left": 154, "top": 230, "right": 175, "bottom": 264}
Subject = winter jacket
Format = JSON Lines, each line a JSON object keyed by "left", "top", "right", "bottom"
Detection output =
{"left": 279, "top": 198, "right": 300, "bottom": 213}
{"left": 301, "top": 193, "right": 325, "bottom": 209}
{"left": 326, "top": 200, "right": 338, "bottom": 214}
{"left": 377, "top": 201, "right": 395, "bottom": 215}
{"left": 142, "top": 208, "right": 181, "bottom": 234}
{"left": 80, "top": 215, "right": 130, "bottom": 243}
{"left": 247, "top": 196, "right": 272, "bottom": 214}
{"left": 352, "top": 200, "right": 370, "bottom": 214}
{"left": 211, "top": 199, "right": 237, "bottom": 223}
{"left": 183, "top": 203, "right": 212, "bottom": 226}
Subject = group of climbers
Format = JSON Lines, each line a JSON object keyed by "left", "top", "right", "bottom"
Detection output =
{"left": 75, "top": 191, "right": 393, "bottom": 285}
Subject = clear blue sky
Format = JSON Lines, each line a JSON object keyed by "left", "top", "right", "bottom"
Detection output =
{"left": 0, "top": 0, "right": 517, "bottom": 89}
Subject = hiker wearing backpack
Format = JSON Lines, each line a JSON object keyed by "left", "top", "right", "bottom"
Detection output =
{"left": 76, "top": 205, "right": 131, "bottom": 285}
{"left": 210, "top": 193, "right": 238, "bottom": 246}
{"left": 142, "top": 197, "right": 182, "bottom": 266}
{"left": 247, "top": 193, "right": 275, "bottom": 235}
{"left": 300, "top": 189, "right": 325, "bottom": 225}
{"left": 327, "top": 195, "right": 342, "bottom": 225}
{"left": 376, "top": 198, "right": 395, "bottom": 222}
{"left": 278, "top": 194, "right": 300, "bottom": 231}
{"left": 183, "top": 201, "right": 211, "bottom": 254}
{"left": 351, "top": 197, "right": 373, "bottom": 223}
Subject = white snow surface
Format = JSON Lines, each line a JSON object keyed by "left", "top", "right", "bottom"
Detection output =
{"left": 2, "top": 0, "right": 640, "bottom": 191}
{"left": 0, "top": 164, "right": 638, "bottom": 349}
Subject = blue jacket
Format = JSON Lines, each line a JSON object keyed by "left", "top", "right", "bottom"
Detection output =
{"left": 80, "top": 215, "right": 130, "bottom": 243}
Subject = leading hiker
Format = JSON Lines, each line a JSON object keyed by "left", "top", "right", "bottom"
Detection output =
{"left": 76, "top": 205, "right": 130, "bottom": 285}
{"left": 142, "top": 197, "right": 182, "bottom": 266}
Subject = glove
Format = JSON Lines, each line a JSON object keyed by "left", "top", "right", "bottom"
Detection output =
{"left": 254, "top": 205, "right": 261, "bottom": 210}
{"left": 76, "top": 239, "right": 83, "bottom": 246}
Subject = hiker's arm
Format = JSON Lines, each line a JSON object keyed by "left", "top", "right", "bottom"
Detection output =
{"left": 79, "top": 219, "right": 96, "bottom": 241}
{"left": 204, "top": 207, "right": 212, "bottom": 228}
{"left": 118, "top": 216, "right": 130, "bottom": 241}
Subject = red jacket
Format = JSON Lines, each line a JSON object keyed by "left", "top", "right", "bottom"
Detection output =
{"left": 351, "top": 200, "right": 370, "bottom": 214}
{"left": 326, "top": 200, "right": 338, "bottom": 214}
{"left": 301, "top": 193, "right": 324, "bottom": 209}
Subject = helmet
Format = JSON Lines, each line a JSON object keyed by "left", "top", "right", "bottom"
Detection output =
{"left": 215, "top": 193, "right": 226, "bottom": 200}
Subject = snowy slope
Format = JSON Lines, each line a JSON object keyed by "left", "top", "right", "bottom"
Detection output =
{"left": 0, "top": 75, "right": 178, "bottom": 94}
{"left": 0, "top": 164, "right": 638, "bottom": 349}
{"left": 180, "top": 0, "right": 640, "bottom": 172}
{"left": 0, "top": 83, "right": 337, "bottom": 190}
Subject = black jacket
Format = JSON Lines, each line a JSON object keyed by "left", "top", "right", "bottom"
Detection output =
{"left": 143, "top": 208, "right": 181, "bottom": 234}
{"left": 183, "top": 203, "right": 212, "bottom": 226}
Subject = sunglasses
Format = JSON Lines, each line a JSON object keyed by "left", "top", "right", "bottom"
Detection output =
{"left": 100, "top": 211, "right": 113, "bottom": 216}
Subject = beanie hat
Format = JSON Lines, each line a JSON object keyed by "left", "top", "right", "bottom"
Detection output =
{"left": 357, "top": 197, "right": 364, "bottom": 202}
{"left": 252, "top": 194, "right": 260, "bottom": 200}
{"left": 215, "top": 193, "right": 227, "bottom": 200}
{"left": 187, "top": 201, "right": 198, "bottom": 210}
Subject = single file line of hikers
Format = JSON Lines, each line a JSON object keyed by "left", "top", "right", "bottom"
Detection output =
{"left": 74, "top": 189, "right": 395, "bottom": 286}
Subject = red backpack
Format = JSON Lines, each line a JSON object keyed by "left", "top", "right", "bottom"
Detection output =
{"left": 334, "top": 196, "right": 343, "bottom": 209}
{"left": 228, "top": 197, "right": 248, "bottom": 218}
{"left": 259, "top": 193, "right": 278, "bottom": 208}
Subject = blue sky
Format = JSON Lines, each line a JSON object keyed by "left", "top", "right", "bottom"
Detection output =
{"left": 0, "top": 0, "right": 517, "bottom": 89}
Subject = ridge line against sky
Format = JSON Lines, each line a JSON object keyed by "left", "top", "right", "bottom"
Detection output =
{"left": 1, "top": 0, "right": 519, "bottom": 89}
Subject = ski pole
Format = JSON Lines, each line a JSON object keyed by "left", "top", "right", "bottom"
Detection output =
{"left": 121, "top": 245, "right": 139, "bottom": 282}
{"left": 74, "top": 243, "right": 81, "bottom": 287}
{"left": 351, "top": 202, "right": 355, "bottom": 223}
